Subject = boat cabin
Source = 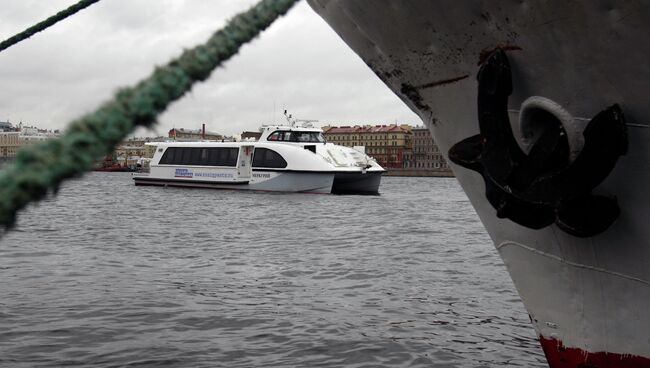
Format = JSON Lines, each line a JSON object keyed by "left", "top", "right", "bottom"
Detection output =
{"left": 259, "top": 125, "right": 326, "bottom": 144}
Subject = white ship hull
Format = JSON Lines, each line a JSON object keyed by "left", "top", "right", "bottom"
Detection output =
{"left": 134, "top": 170, "right": 336, "bottom": 194}
{"left": 308, "top": 1, "right": 650, "bottom": 366}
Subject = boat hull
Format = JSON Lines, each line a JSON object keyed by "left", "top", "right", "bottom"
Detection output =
{"left": 332, "top": 171, "right": 382, "bottom": 195}
{"left": 133, "top": 171, "right": 334, "bottom": 194}
{"left": 308, "top": 1, "right": 650, "bottom": 366}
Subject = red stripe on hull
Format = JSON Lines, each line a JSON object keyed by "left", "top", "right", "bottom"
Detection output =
{"left": 540, "top": 336, "right": 650, "bottom": 368}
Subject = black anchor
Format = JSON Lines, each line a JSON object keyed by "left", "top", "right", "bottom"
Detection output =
{"left": 448, "top": 49, "right": 628, "bottom": 237}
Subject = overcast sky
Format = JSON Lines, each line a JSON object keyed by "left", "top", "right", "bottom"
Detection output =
{"left": 0, "top": 0, "right": 420, "bottom": 137}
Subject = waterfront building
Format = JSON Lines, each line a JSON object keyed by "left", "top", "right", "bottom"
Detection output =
{"left": 0, "top": 132, "right": 20, "bottom": 159}
{"left": 322, "top": 124, "right": 412, "bottom": 168}
{"left": 113, "top": 136, "right": 167, "bottom": 164}
{"left": 322, "top": 123, "right": 452, "bottom": 175}
{"left": 241, "top": 131, "right": 262, "bottom": 141}
{"left": 0, "top": 121, "right": 14, "bottom": 132}
{"left": 0, "top": 126, "right": 61, "bottom": 159}
{"left": 403, "top": 126, "right": 452, "bottom": 173}
{"left": 114, "top": 145, "right": 146, "bottom": 162}
{"left": 321, "top": 125, "right": 364, "bottom": 146}
{"left": 143, "top": 140, "right": 164, "bottom": 158}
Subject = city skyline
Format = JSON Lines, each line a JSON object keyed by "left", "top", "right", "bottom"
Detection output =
{"left": 0, "top": 1, "right": 420, "bottom": 137}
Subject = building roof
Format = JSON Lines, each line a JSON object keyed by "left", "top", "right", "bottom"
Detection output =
{"left": 366, "top": 124, "right": 411, "bottom": 133}
{"left": 241, "top": 131, "right": 262, "bottom": 138}
{"left": 323, "top": 125, "right": 364, "bottom": 134}
{"left": 168, "top": 128, "right": 223, "bottom": 136}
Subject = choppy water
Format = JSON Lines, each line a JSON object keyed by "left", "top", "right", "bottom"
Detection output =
{"left": 0, "top": 173, "right": 546, "bottom": 367}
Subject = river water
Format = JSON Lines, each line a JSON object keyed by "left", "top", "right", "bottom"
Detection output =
{"left": 0, "top": 173, "right": 546, "bottom": 367}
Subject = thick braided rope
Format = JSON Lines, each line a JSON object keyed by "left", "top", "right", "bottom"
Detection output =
{"left": 0, "top": 0, "right": 101, "bottom": 53}
{"left": 0, "top": 0, "right": 300, "bottom": 229}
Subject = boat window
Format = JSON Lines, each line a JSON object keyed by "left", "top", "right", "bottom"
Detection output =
{"left": 227, "top": 148, "right": 239, "bottom": 165}
{"left": 207, "top": 147, "right": 238, "bottom": 166}
{"left": 208, "top": 148, "right": 223, "bottom": 166}
{"left": 252, "top": 148, "right": 287, "bottom": 168}
{"left": 158, "top": 147, "right": 238, "bottom": 167}
{"left": 180, "top": 148, "right": 192, "bottom": 164}
{"left": 159, "top": 147, "right": 175, "bottom": 164}
{"left": 282, "top": 131, "right": 294, "bottom": 141}
{"left": 266, "top": 130, "right": 326, "bottom": 143}
{"left": 295, "top": 132, "right": 326, "bottom": 143}
{"left": 189, "top": 148, "right": 202, "bottom": 165}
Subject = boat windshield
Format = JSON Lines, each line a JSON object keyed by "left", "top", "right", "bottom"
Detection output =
{"left": 267, "top": 131, "right": 326, "bottom": 143}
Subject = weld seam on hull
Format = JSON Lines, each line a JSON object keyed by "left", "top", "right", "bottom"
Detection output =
{"left": 507, "top": 109, "right": 650, "bottom": 128}
{"left": 626, "top": 123, "right": 650, "bottom": 129}
{"left": 497, "top": 240, "right": 650, "bottom": 286}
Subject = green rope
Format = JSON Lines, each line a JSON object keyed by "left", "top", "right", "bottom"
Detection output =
{"left": 0, "top": 0, "right": 101, "bottom": 53}
{"left": 0, "top": 0, "right": 300, "bottom": 229}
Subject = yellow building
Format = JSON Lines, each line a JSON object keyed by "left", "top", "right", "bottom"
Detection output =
{"left": 0, "top": 132, "right": 20, "bottom": 159}
{"left": 144, "top": 143, "right": 158, "bottom": 158}
{"left": 0, "top": 127, "right": 61, "bottom": 159}
{"left": 113, "top": 137, "right": 167, "bottom": 163}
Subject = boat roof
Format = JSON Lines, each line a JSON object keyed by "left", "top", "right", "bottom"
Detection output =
{"left": 259, "top": 124, "right": 322, "bottom": 133}
{"left": 147, "top": 141, "right": 250, "bottom": 147}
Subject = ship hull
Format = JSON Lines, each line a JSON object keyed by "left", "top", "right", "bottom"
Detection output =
{"left": 331, "top": 171, "right": 382, "bottom": 195}
{"left": 134, "top": 171, "right": 335, "bottom": 194}
{"left": 308, "top": 1, "right": 650, "bottom": 366}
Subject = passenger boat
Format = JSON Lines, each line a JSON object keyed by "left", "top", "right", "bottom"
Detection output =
{"left": 307, "top": 1, "right": 650, "bottom": 367}
{"left": 132, "top": 120, "right": 384, "bottom": 194}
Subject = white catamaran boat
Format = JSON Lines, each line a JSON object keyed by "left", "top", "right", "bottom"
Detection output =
{"left": 307, "top": 1, "right": 650, "bottom": 367}
{"left": 132, "top": 120, "right": 384, "bottom": 194}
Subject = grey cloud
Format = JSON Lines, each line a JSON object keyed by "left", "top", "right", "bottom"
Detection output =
{"left": 0, "top": 0, "right": 419, "bottom": 136}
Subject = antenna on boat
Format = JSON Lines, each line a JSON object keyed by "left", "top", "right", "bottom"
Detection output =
{"left": 284, "top": 109, "right": 295, "bottom": 125}
{"left": 284, "top": 110, "right": 319, "bottom": 128}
